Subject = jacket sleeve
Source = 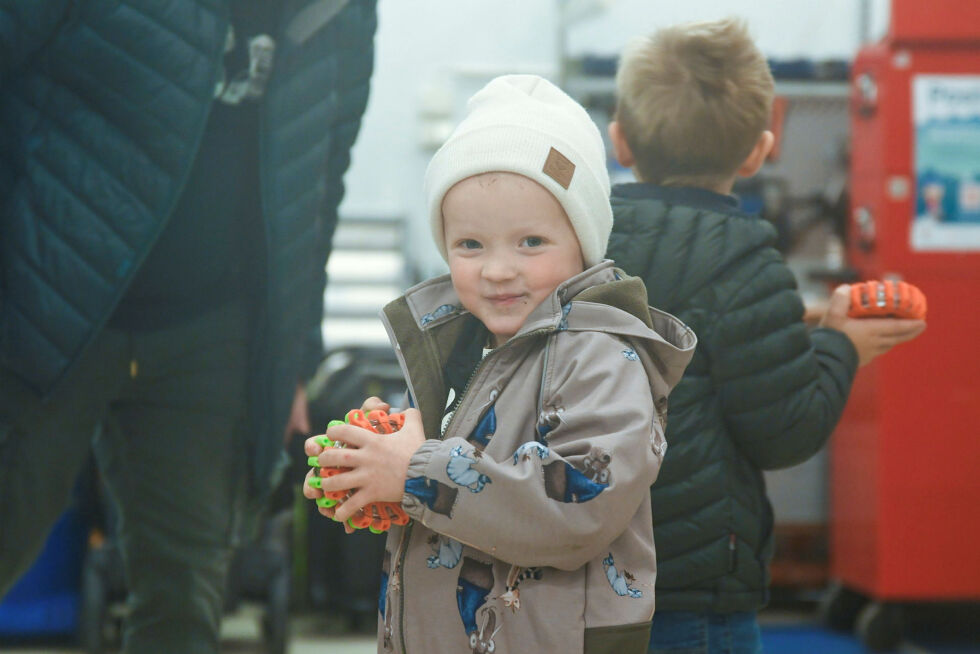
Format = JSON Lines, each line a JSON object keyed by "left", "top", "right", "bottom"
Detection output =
{"left": 401, "top": 331, "right": 663, "bottom": 571}
{"left": 0, "top": 2, "right": 71, "bottom": 82}
{"left": 709, "top": 250, "right": 858, "bottom": 470}
{"left": 298, "top": 1, "right": 377, "bottom": 381}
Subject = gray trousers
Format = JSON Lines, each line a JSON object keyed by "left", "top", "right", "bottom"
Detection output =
{"left": 0, "top": 300, "right": 251, "bottom": 654}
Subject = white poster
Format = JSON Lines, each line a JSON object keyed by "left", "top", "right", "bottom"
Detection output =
{"left": 911, "top": 75, "right": 980, "bottom": 251}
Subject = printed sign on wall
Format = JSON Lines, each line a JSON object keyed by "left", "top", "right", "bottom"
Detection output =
{"left": 911, "top": 75, "right": 980, "bottom": 251}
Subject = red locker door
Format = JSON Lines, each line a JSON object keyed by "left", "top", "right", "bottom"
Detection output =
{"left": 833, "top": 34, "right": 980, "bottom": 600}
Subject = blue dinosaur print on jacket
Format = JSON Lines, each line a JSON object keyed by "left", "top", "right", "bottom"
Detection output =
{"left": 447, "top": 446, "right": 492, "bottom": 492}
{"left": 543, "top": 460, "right": 609, "bottom": 503}
{"left": 405, "top": 476, "right": 439, "bottom": 505}
{"left": 468, "top": 406, "right": 496, "bottom": 450}
{"left": 405, "top": 476, "right": 458, "bottom": 517}
{"left": 456, "top": 558, "right": 494, "bottom": 637}
{"left": 621, "top": 347, "right": 639, "bottom": 361}
{"left": 512, "top": 441, "right": 550, "bottom": 464}
{"left": 561, "top": 463, "right": 607, "bottom": 502}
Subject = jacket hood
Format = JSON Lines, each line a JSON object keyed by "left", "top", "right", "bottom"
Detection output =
{"left": 382, "top": 261, "right": 696, "bottom": 436}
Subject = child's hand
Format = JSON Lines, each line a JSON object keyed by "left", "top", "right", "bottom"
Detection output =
{"left": 314, "top": 408, "right": 426, "bottom": 524}
{"left": 360, "top": 396, "right": 390, "bottom": 413}
{"left": 302, "top": 440, "right": 357, "bottom": 532}
{"left": 820, "top": 284, "right": 926, "bottom": 367}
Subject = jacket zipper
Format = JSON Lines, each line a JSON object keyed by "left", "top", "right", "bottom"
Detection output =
{"left": 440, "top": 327, "right": 550, "bottom": 439}
{"left": 392, "top": 522, "right": 411, "bottom": 652}
{"left": 441, "top": 352, "right": 485, "bottom": 438}
{"left": 728, "top": 533, "right": 737, "bottom": 572}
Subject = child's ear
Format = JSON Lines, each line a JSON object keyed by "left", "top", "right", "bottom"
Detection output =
{"left": 736, "top": 130, "right": 775, "bottom": 179}
{"left": 608, "top": 121, "right": 635, "bottom": 169}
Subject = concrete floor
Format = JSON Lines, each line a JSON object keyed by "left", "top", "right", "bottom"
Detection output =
{"left": 2, "top": 607, "right": 378, "bottom": 654}
{"left": 5, "top": 604, "right": 978, "bottom": 653}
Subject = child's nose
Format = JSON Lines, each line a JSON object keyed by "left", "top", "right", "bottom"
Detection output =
{"left": 482, "top": 256, "right": 517, "bottom": 282}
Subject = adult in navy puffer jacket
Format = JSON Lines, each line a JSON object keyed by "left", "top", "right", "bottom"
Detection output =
{"left": 0, "top": 1, "right": 376, "bottom": 651}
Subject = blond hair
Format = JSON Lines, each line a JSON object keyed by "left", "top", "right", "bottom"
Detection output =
{"left": 615, "top": 18, "right": 774, "bottom": 188}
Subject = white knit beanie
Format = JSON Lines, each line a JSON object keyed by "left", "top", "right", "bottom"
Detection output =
{"left": 425, "top": 74, "right": 612, "bottom": 267}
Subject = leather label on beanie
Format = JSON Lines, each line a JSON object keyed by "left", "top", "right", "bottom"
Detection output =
{"left": 543, "top": 147, "right": 575, "bottom": 189}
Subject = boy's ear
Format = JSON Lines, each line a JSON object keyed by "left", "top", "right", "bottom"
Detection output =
{"left": 608, "top": 121, "right": 635, "bottom": 169}
{"left": 736, "top": 130, "right": 775, "bottom": 179}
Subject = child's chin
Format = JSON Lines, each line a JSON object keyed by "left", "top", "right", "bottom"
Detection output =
{"left": 487, "top": 326, "right": 518, "bottom": 346}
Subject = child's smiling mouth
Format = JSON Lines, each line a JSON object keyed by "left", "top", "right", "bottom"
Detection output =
{"left": 486, "top": 293, "right": 525, "bottom": 306}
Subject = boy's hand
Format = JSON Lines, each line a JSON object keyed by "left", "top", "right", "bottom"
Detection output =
{"left": 303, "top": 439, "right": 357, "bottom": 532}
{"left": 300, "top": 395, "right": 388, "bottom": 503}
{"left": 360, "top": 396, "right": 390, "bottom": 413}
{"left": 314, "top": 409, "right": 426, "bottom": 524}
{"left": 820, "top": 284, "right": 926, "bottom": 367}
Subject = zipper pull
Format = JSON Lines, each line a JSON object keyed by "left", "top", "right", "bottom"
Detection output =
{"left": 728, "top": 533, "right": 737, "bottom": 572}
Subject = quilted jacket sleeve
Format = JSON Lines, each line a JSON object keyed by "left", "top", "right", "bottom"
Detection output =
{"left": 402, "top": 331, "right": 664, "bottom": 571}
{"left": 0, "top": 1, "right": 70, "bottom": 317}
{"left": 0, "top": 2, "right": 71, "bottom": 82}
{"left": 709, "top": 248, "right": 858, "bottom": 469}
{"left": 298, "top": 1, "right": 376, "bottom": 381}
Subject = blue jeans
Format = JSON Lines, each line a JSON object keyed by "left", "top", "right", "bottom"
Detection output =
{"left": 649, "top": 611, "right": 762, "bottom": 654}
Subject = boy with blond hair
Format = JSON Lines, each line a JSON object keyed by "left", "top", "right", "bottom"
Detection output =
{"left": 605, "top": 18, "right": 925, "bottom": 652}
{"left": 305, "top": 74, "right": 696, "bottom": 653}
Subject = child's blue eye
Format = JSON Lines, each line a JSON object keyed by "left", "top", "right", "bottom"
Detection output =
{"left": 461, "top": 239, "right": 481, "bottom": 249}
{"left": 523, "top": 236, "right": 543, "bottom": 247}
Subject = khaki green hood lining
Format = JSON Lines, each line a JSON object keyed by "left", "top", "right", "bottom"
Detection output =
{"left": 576, "top": 274, "right": 654, "bottom": 330}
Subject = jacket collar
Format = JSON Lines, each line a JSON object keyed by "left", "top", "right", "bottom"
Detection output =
{"left": 381, "top": 260, "right": 697, "bottom": 438}
{"left": 612, "top": 182, "right": 755, "bottom": 219}
{"left": 380, "top": 261, "right": 625, "bottom": 437}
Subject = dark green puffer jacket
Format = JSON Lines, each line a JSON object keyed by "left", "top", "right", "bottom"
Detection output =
{"left": 0, "top": 0, "right": 376, "bottom": 492}
{"left": 606, "top": 183, "right": 858, "bottom": 613}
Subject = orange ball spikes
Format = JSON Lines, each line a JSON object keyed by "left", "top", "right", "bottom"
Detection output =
{"left": 847, "top": 280, "right": 927, "bottom": 320}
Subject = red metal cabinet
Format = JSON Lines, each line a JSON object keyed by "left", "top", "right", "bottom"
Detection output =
{"left": 831, "top": 0, "right": 980, "bottom": 611}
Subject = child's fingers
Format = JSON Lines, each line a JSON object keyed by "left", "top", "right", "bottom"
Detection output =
{"left": 331, "top": 488, "right": 370, "bottom": 524}
{"left": 318, "top": 499, "right": 357, "bottom": 532}
{"left": 401, "top": 408, "right": 423, "bottom": 428}
{"left": 889, "top": 319, "right": 927, "bottom": 342}
{"left": 317, "top": 467, "right": 369, "bottom": 496}
{"left": 360, "top": 396, "right": 390, "bottom": 413}
{"left": 302, "top": 469, "right": 323, "bottom": 500}
{"left": 304, "top": 435, "right": 325, "bottom": 457}
{"left": 862, "top": 318, "right": 927, "bottom": 339}
{"left": 316, "top": 443, "right": 365, "bottom": 469}
{"left": 829, "top": 284, "right": 852, "bottom": 313}
{"left": 317, "top": 501, "right": 339, "bottom": 520}
{"left": 325, "top": 422, "right": 376, "bottom": 448}
{"left": 879, "top": 322, "right": 927, "bottom": 347}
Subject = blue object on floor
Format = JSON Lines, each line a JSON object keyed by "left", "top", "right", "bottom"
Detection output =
{"left": 761, "top": 624, "right": 872, "bottom": 654}
{"left": 0, "top": 509, "right": 86, "bottom": 636}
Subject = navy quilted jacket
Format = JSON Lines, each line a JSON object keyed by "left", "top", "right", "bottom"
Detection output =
{"left": 606, "top": 183, "right": 858, "bottom": 613}
{"left": 0, "top": 0, "right": 377, "bottom": 491}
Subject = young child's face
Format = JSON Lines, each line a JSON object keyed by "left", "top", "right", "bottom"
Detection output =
{"left": 442, "top": 172, "right": 585, "bottom": 348}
